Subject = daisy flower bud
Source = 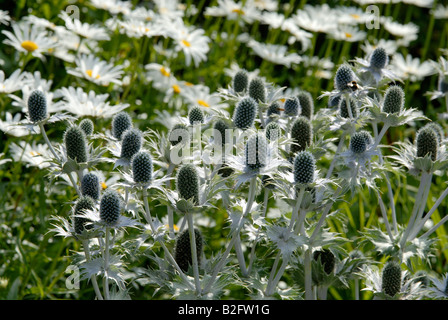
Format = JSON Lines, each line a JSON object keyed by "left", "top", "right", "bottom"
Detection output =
{"left": 290, "top": 116, "right": 312, "bottom": 154}
{"left": 28, "top": 90, "right": 47, "bottom": 123}
{"left": 233, "top": 96, "right": 258, "bottom": 130}
{"left": 416, "top": 126, "right": 438, "bottom": 161}
{"left": 81, "top": 172, "right": 100, "bottom": 201}
{"left": 267, "top": 102, "right": 281, "bottom": 117}
{"left": 293, "top": 150, "right": 315, "bottom": 185}
{"left": 174, "top": 228, "right": 203, "bottom": 272}
{"left": 245, "top": 133, "right": 268, "bottom": 170}
{"left": 248, "top": 77, "right": 266, "bottom": 103}
{"left": 188, "top": 106, "right": 204, "bottom": 125}
{"left": 169, "top": 123, "right": 190, "bottom": 146}
{"left": 382, "top": 86, "right": 405, "bottom": 114}
{"left": 233, "top": 69, "right": 249, "bottom": 94}
{"left": 120, "top": 128, "right": 142, "bottom": 160}
{"left": 79, "top": 118, "right": 94, "bottom": 136}
{"left": 131, "top": 151, "right": 153, "bottom": 185}
{"left": 381, "top": 261, "right": 402, "bottom": 297}
{"left": 73, "top": 196, "right": 95, "bottom": 234}
{"left": 297, "top": 91, "right": 314, "bottom": 119}
{"left": 99, "top": 189, "right": 122, "bottom": 225}
{"left": 334, "top": 64, "right": 355, "bottom": 91}
{"left": 339, "top": 97, "right": 358, "bottom": 118}
{"left": 112, "top": 111, "right": 132, "bottom": 140}
{"left": 176, "top": 164, "right": 200, "bottom": 205}
{"left": 213, "top": 119, "right": 229, "bottom": 145}
{"left": 265, "top": 121, "right": 281, "bottom": 141}
{"left": 369, "top": 47, "right": 388, "bottom": 70}
{"left": 313, "top": 249, "right": 335, "bottom": 275}
{"left": 284, "top": 97, "right": 300, "bottom": 116}
{"left": 64, "top": 125, "right": 88, "bottom": 163}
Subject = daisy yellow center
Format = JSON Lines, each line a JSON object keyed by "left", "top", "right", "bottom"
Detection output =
{"left": 182, "top": 39, "right": 191, "bottom": 47}
{"left": 232, "top": 8, "right": 245, "bottom": 15}
{"left": 350, "top": 14, "right": 361, "bottom": 19}
{"left": 172, "top": 84, "right": 181, "bottom": 94}
{"left": 21, "top": 40, "right": 38, "bottom": 52}
{"left": 184, "top": 81, "right": 194, "bottom": 87}
{"left": 101, "top": 182, "right": 107, "bottom": 190}
{"left": 197, "top": 99, "right": 210, "bottom": 107}
{"left": 30, "top": 151, "right": 41, "bottom": 156}
{"left": 160, "top": 67, "right": 170, "bottom": 77}
{"left": 144, "top": 28, "right": 150, "bottom": 32}
{"left": 86, "top": 69, "right": 100, "bottom": 79}
{"left": 345, "top": 32, "right": 353, "bottom": 38}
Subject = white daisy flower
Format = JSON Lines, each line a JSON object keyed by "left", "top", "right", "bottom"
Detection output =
{"left": 154, "top": 0, "right": 185, "bottom": 20}
{"left": 145, "top": 62, "right": 176, "bottom": 91}
{"left": 391, "top": 53, "right": 436, "bottom": 82}
{"left": 381, "top": 17, "right": 419, "bottom": 44}
{"left": 53, "top": 27, "right": 94, "bottom": 56}
{"left": 204, "top": 0, "right": 262, "bottom": 25}
{"left": 433, "top": 4, "right": 448, "bottom": 19}
{"left": 0, "top": 69, "right": 29, "bottom": 93}
{"left": 2, "top": 22, "right": 57, "bottom": 60}
{"left": 361, "top": 39, "right": 400, "bottom": 56}
{"left": 9, "top": 141, "right": 52, "bottom": 169}
{"left": 90, "top": 0, "right": 132, "bottom": 16}
{"left": 335, "top": 6, "right": 371, "bottom": 25}
{"left": 59, "top": 11, "right": 110, "bottom": 41}
{"left": 123, "top": 6, "right": 157, "bottom": 22}
{"left": 260, "top": 11, "right": 285, "bottom": 29}
{"left": 281, "top": 18, "right": 313, "bottom": 51}
{"left": 67, "top": 54, "right": 124, "bottom": 86}
{"left": 23, "top": 15, "right": 58, "bottom": 31}
{"left": 0, "top": 112, "right": 40, "bottom": 137}
{"left": 181, "top": 84, "right": 227, "bottom": 112}
{"left": 0, "top": 10, "right": 11, "bottom": 25}
{"left": 292, "top": 4, "right": 338, "bottom": 34}
{"left": 246, "top": 39, "right": 301, "bottom": 68}
{"left": 116, "top": 19, "right": 166, "bottom": 39}
{"left": 253, "top": 0, "right": 278, "bottom": 11}
{"left": 329, "top": 25, "right": 367, "bottom": 42}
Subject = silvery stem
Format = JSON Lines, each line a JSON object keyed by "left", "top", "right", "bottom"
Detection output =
{"left": 103, "top": 227, "right": 111, "bottom": 300}
{"left": 186, "top": 211, "right": 201, "bottom": 295}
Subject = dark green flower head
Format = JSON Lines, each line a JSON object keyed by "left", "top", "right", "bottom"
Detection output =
{"left": 188, "top": 106, "right": 205, "bottom": 125}
{"left": 79, "top": 118, "right": 94, "bottom": 136}
{"left": 64, "top": 125, "right": 88, "bottom": 163}
{"left": 334, "top": 64, "right": 355, "bottom": 91}
{"left": 28, "top": 90, "right": 47, "bottom": 123}
{"left": 233, "top": 96, "right": 258, "bottom": 130}
{"left": 423, "top": 122, "right": 444, "bottom": 143}
{"left": 120, "top": 128, "right": 142, "bottom": 160}
{"left": 297, "top": 91, "right": 314, "bottom": 119}
{"left": 81, "top": 172, "right": 100, "bottom": 201}
{"left": 169, "top": 123, "right": 190, "bottom": 146}
{"left": 339, "top": 97, "right": 358, "bottom": 118}
{"left": 174, "top": 228, "right": 203, "bottom": 272}
{"left": 313, "top": 249, "right": 335, "bottom": 275}
{"left": 381, "top": 261, "right": 402, "bottom": 297}
{"left": 265, "top": 121, "right": 281, "bottom": 141}
{"left": 233, "top": 69, "right": 249, "bottom": 94}
{"left": 112, "top": 111, "right": 132, "bottom": 140}
{"left": 369, "top": 47, "right": 388, "bottom": 70}
{"left": 73, "top": 196, "right": 95, "bottom": 234}
{"left": 382, "top": 86, "right": 405, "bottom": 114}
{"left": 416, "top": 126, "right": 438, "bottom": 161}
{"left": 131, "top": 151, "right": 153, "bottom": 185}
{"left": 349, "top": 131, "right": 371, "bottom": 154}
{"left": 99, "top": 189, "right": 122, "bottom": 225}
{"left": 213, "top": 119, "right": 230, "bottom": 146}
{"left": 267, "top": 102, "right": 281, "bottom": 118}
{"left": 245, "top": 133, "right": 268, "bottom": 170}
{"left": 248, "top": 77, "right": 266, "bottom": 103}
{"left": 176, "top": 164, "right": 200, "bottom": 205}
{"left": 293, "top": 150, "right": 315, "bottom": 185}
{"left": 290, "top": 116, "right": 312, "bottom": 154}
{"left": 284, "top": 97, "right": 300, "bottom": 116}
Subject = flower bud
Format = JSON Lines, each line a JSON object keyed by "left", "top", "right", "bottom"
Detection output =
{"left": 381, "top": 261, "right": 402, "bottom": 297}
{"left": 290, "top": 116, "right": 312, "bottom": 154}
{"left": 120, "top": 128, "right": 142, "bottom": 160}
{"left": 265, "top": 121, "right": 281, "bottom": 141}
{"left": 266, "top": 102, "right": 281, "bottom": 117}
{"left": 131, "top": 151, "right": 153, "bottom": 185}
{"left": 174, "top": 228, "right": 203, "bottom": 272}
{"left": 369, "top": 47, "right": 388, "bottom": 69}
{"left": 233, "top": 96, "right": 258, "bottom": 130}
{"left": 81, "top": 172, "right": 100, "bottom": 201}
{"left": 176, "top": 164, "right": 200, "bottom": 205}
{"left": 349, "top": 131, "right": 371, "bottom": 154}
{"left": 297, "top": 91, "right": 314, "bottom": 119}
{"left": 188, "top": 106, "right": 204, "bottom": 125}
{"left": 293, "top": 150, "right": 315, "bottom": 185}
{"left": 112, "top": 111, "right": 132, "bottom": 140}
{"left": 64, "top": 125, "right": 88, "bottom": 163}
{"left": 99, "top": 189, "right": 121, "bottom": 225}
{"left": 334, "top": 64, "right": 355, "bottom": 91}
{"left": 245, "top": 133, "right": 268, "bottom": 170}
{"left": 73, "top": 196, "right": 95, "bottom": 234}
{"left": 382, "top": 86, "right": 405, "bottom": 114}
{"left": 233, "top": 69, "right": 249, "bottom": 93}
{"left": 284, "top": 97, "right": 300, "bottom": 116}
{"left": 416, "top": 126, "right": 438, "bottom": 161}
{"left": 248, "top": 77, "right": 266, "bottom": 103}
{"left": 79, "top": 118, "right": 94, "bottom": 136}
{"left": 27, "top": 90, "right": 47, "bottom": 123}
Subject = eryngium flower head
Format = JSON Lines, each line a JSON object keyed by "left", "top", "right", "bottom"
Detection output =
{"left": 339, "top": 97, "right": 358, "bottom": 118}
{"left": 169, "top": 123, "right": 190, "bottom": 146}
{"left": 313, "top": 249, "right": 335, "bottom": 274}
{"left": 248, "top": 77, "right": 266, "bottom": 103}
{"left": 176, "top": 164, "right": 200, "bottom": 205}
{"left": 297, "top": 91, "right": 314, "bottom": 119}
{"left": 112, "top": 111, "right": 132, "bottom": 140}
{"left": 233, "top": 96, "right": 258, "bottom": 130}
{"left": 382, "top": 86, "right": 405, "bottom": 114}
{"left": 79, "top": 118, "right": 94, "bottom": 136}
{"left": 265, "top": 121, "right": 281, "bottom": 141}
{"left": 64, "top": 125, "right": 88, "bottom": 163}
{"left": 334, "top": 64, "right": 355, "bottom": 91}
{"left": 267, "top": 102, "right": 281, "bottom": 117}
{"left": 245, "top": 133, "right": 268, "bottom": 170}
{"left": 99, "top": 189, "right": 121, "bottom": 225}
{"left": 381, "top": 261, "right": 402, "bottom": 297}
{"left": 349, "top": 131, "right": 372, "bottom": 154}
{"left": 369, "top": 47, "right": 388, "bottom": 70}
{"left": 188, "top": 106, "right": 204, "bottom": 125}
{"left": 416, "top": 126, "right": 438, "bottom": 161}
{"left": 28, "top": 90, "right": 47, "bottom": 123}
{"left": 423, "top": 122, "right": 444, "bottom": 143}
{"left": 131, "top": 151, "right": 153, "bottom": 185}
{"left": 81, "top": 172, "right": 100, "bottom": 200}
{"left": 73, "top": 196, "right": 95, "bottom": 234}
{"left": 293, "top": 150, "right": 315, "bottom": 185}
{"left": 290, "top": 116, "right": 312, "bottom": 154}
{"left": 284, "top": 97, "right": 300, "bottom": 116}
{"left": 120, "top": 128, "right": 142, "bottom": 160}
{"left": 174, "top": 228, "right": 203, "bottom": 272}
{"left": 233, "top": 69, "right": 249, "bottom": 93}
{"left": 213, "top": 119, "right": 230, "bottom": 145}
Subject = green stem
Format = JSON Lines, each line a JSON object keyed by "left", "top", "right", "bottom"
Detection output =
{"left": 304, "top": 248, "right": 313, "bottom": 300}
{"left": 186, "top": 211, "right": 201, "bottom": 296}
{"left": 103, "top": 227, "right": 110, "bottom": 300}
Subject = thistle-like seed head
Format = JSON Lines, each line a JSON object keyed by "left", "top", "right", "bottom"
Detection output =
{"left": 313, "top": 249, "right": 335, "bottom": 274}
{"left": 27, "top": 90, "right": 47, "bottom": 123}
{"left": 81, "top": 172, "right": 100, "bottom": 201}
{"left": 423, "top": 122, "right": 444, "bottom": 143}
{"left": 349, "top": 131, "right": 372, "bottom": 154}
{"left": 233, "top": 69, "right": 249, "bottom": 93}
{"left": 112, "top": 111, "right": 132, "bottom": 140}
{"left": 369, "top": 47, "right": 388, "bottom": 69}
{"left": 120, "top": 128, "right": 142, "bottom": 160}
{"left": 213, "top": 119, "right": 230, "bottom": 146}
{"left": 233, "top": 96, "right": 258, "bottom": 130}
{"left": 248, "top": 77, "right": 266, "bottom": 103}
{"left": 64, "top": 125, "right": 88, "bottom": 163}
{"left": 334, "top": 64, "right": 355, "bottom": 91}
{"left": 245, "top": 133, "right": 268, "bottom": 170}
{"left": 176, "top": 164, "right": 200, "bottom": 205}
{"left": 169, "top": 123, "right": 190, "bottom": 146}
{"left": 99, "top": 189, "right": 122, "bottom": 225}
{"left": 265, "top": 121, "right": 281, "bottom": 141}
{"left": 188, "top": 106, "right": 205, "bottom": 125}
{"left": 293, "top": 150, "right": 315, "bottom": 185}
{"left": 79, "top": 118, "right": 94, "bottom": 136}
{"left": 290, "top": 116, "right": 312, "bottom": 154}
{"left": 297, "top": 91, "right": 314, "bottom": 119}
{"left": 416, "top": 126, "right": 438, "bottom": 161}
{"left": 382, "top": 86, "right": 405, "bottom": 114}
{"left": 266, "top": 102, "right": 281, "bottom": 117}
{"left": 131, "top": 151, "right": 153, "bottom": 184}
{"left": 339, "top": 97, "right": 358, "bottom": 118}
{"left": 73, "top": 196, "right": 95, "bottom": 234}
{"left": 174, "top": 228, "right": 203, "bottom": 272}
{"left": 284, "top": 97, "right": 300, "bottom": 116}
{"left": 381, "top": 261, "right": 402, "bottom": 297}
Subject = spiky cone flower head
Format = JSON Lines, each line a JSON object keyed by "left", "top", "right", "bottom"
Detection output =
{"left": 131, "top": 151, "right": 153, "bottom": 186}
{"left": 79, "top": 118, "right": 94, "bottom": 136}
{"left": 99, "top": 189, "right": 122, "bottom": 225}
{"left": 169, "top": 123, "right": 190, "bottom": 146}
{"left": 381, "top": 261, "right": 402, "bottom": 298}
{"left": 369, "top": 47, "right": 389, "bottom": 70}
{"left": 248, "top": 77, "right": 266, "bottom": 104}
{"left": 349, "top": 131, "right": 372, "bottom": 154}
{"left": 382, "top": 86, "right": 405, "bottom": 114}
{"left": 188, "top": 106, "right": 204, "bottom": 125}
{"left": 297, "top": 91, "right": 314, "bottom": 119}
{"left": 213, "top": 119, "right": 230, "bottom": 146}
{"left": 120, "top": 128, "right": 142, "bottom": 160}
{"left": 416, "top": 126, "right": 439, "bottom": 161}
{"left": 112, "top": 111, "right": 132, "bottom": 140}
{"left": 27, "top": 90, "right": 47, "bottom": 123}
{"left": 176, "top": 164, "right": 200, "bottom": 206}
{"left": 313, "top": 249, "right": 335, "bottom": 275}
{"left": 245, "top": 133, "right": 268, "bottom": 171}
{"left": 423, "top": 122, "right": 444, "bottom": 144}
{"left": 64, "top": 125, "right": 88, "bottom": 163}
{"left": 265, "top": 121, "right": 281, "bottom": 141}
{"left": 73, "top": 195, "right": 95, "bottom": 235}
{"left": 174, "top": 228, "right": 203, "bottom": 272}
{"left": 293, "top": 150, "right": 316, "bottom": 186}
{"left": 267, "top": 102, "right": 282, "bottom": 118}
{"left": 339, "top": 96, "right": 358, "bottom": 118}
{"left": 290, "top": 116, "right": 312, "bottom": 154}
{"left": 334, "top": 64, "right": 356, "bottom": 92}
{"left": 233, "top": 69, "right": 249, "bottom": 94}
{"left": 81, "top": 172, "right": 100, "bottom": 201}
{"left": 233, "top": 96, "right": 258, "bottom": 130}
{"left": 284, "top": 96, "right": 300, "bottom": 117}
